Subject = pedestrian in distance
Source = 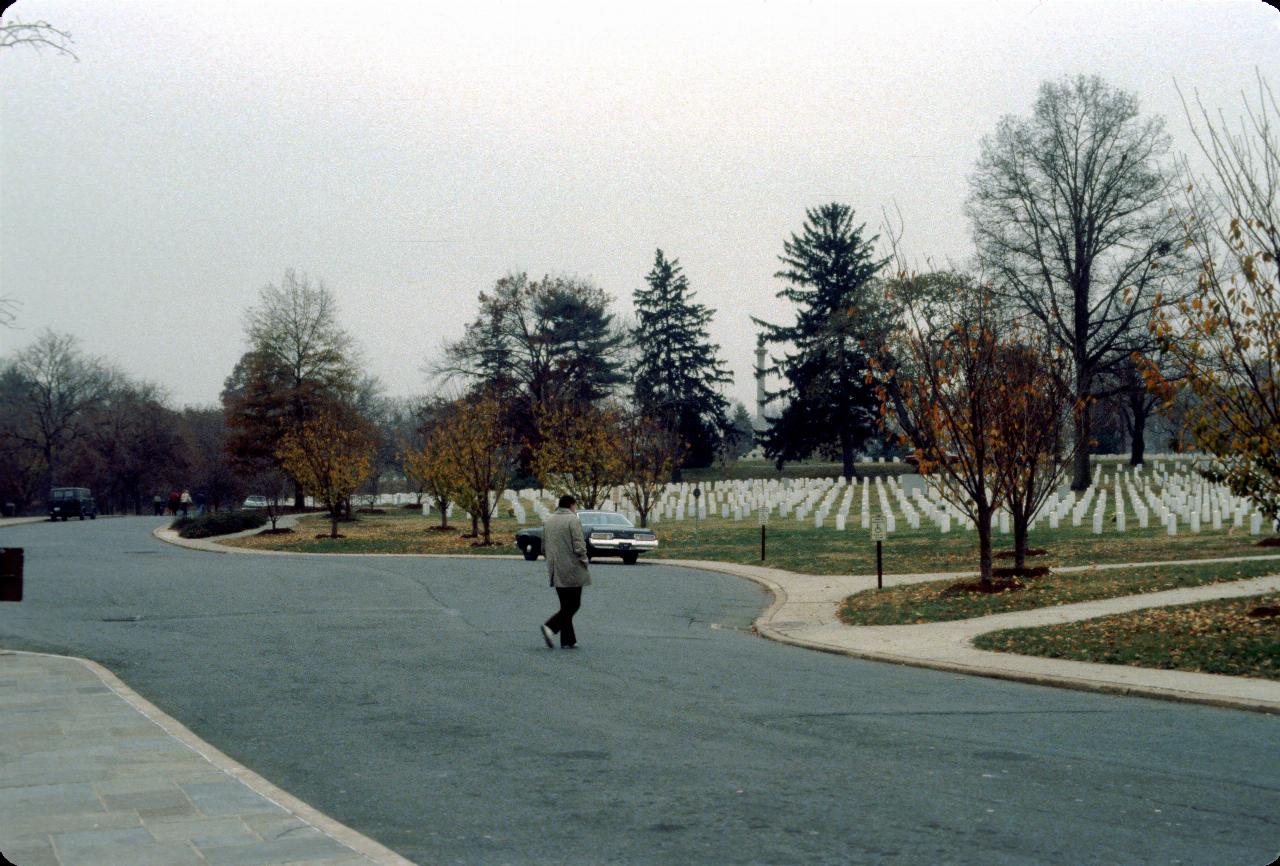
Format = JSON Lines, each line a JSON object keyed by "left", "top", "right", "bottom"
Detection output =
{"left": 541, "top": 494, "right": 590, "bottom": 649}
{"left": 194, "top": 489, "right": 207, "bottom": 517}
{"left": 167, "top": 490, "right": 180, "bottom": 516}
{"left": 179, "top": 489, "right": 192, "bottom": 518}
{"left": 152, "top": 494, "right": 163, "bottom": 516}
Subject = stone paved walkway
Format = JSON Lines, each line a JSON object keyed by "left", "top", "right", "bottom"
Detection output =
{"left": 0, "top": 651, "right": 414, "bottom": 866}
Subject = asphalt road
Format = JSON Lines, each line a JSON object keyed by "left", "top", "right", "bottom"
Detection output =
{"left": 2, "top": 517, "right": 1278, "bottom": 866}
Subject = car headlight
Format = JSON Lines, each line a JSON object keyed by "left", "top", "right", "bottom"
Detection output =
{"left": 593, "top": 532, "right": 614, "bottom": 540}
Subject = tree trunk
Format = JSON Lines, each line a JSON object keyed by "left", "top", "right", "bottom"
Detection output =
{"left": 329, "top": 512, "right": 338, "bottom": 538}
{"left": 1012, "top": 514, "right": 1029, "bottom": 572}
{"left": 1070, "top": 399, "right": 1092, "bottom": 491}
{"left": 293, "top": 479, "right": 304, "bottom": 510}
{"left": 976, "top": 503, "right": 994, "bottom": 587}
{"left": 481, "top": 512, "right": 491, "bottom": 545}
{"left": 841, "top": 430, "right": 856, "bottom": 482}
{"left": 1128, "top": 401, "right": 1149, "bottom": 466}
{"left": 437, "top": 498, "right": 449, "bottom": 530}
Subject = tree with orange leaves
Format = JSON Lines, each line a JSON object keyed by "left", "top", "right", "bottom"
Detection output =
{"left": 1146, "top": 75, "right": 1280, "bottom": 531}
{"left": 616, "top": 410, "right": 682, "bottom": 527}
{"left": 531, "top": 400, "right": 626, "bottom": 510}
{"left": 994, "top": 341, "right": 1080, "bottom": 571}
{"left": 882, "top": 279, "right": 1078, "bottom": 584}
{"left": 430, "top": 392, "right": 518, "bottom": 546}
{"left": 276, "top": 407, "right": 376, "bottom": 539}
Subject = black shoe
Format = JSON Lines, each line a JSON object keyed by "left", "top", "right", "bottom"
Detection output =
{"left": 562, "top": 643, "right": 577, "bottom": 649}
{"left": 540, "top": 625, "right": 555, "bottom": 648}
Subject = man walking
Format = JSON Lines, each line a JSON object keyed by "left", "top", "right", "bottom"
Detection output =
{"left": 541, "top": 494, "right": 590, "bottom": 649}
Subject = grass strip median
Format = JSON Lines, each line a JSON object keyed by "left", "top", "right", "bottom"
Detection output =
{"left": 838, "top": 559, "right": 1280, "bottom": 625}
{"left": 971, "top": 593, "right": 1280, "bottom": 680}
{"left": 221, "top": 510, "right": 1280, "bottom": 576}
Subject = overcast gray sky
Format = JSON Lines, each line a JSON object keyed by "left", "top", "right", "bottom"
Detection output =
{"left": 2, "top": 0, "right": 1277, "bottom": 411}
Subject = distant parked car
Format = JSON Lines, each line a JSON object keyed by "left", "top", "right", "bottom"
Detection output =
{"left": 242, "top": 495, "right": 270, "bottom": 509}
{"left": 48, "top": 487, "right": 97, "bottom": 521}
{"left": 515, "top": 510, "right": 658, "bottom": 565}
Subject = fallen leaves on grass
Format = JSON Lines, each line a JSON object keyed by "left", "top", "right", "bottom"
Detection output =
{"left": 973, "top": 593, "right": 1280, "bottom": 680}
{"left": 839, "top": 561, "right": 1280, "bottom": 625}
{"left": 221, "top": 514, "right": 518, "bottom": 556}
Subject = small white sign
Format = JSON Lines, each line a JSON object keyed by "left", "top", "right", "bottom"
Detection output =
{"left": 758, "top": 505, "right": 769, "bottom": 526}
{"left": 869, "top": 516, "right": 886, "bottom": 541}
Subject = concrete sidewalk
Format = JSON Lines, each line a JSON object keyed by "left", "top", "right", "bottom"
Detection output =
{"left": 666, "top": 558, "right": 1280, "bottom": 715}
{"left": 0, "top": 651, "right": 415, "bottom": 866}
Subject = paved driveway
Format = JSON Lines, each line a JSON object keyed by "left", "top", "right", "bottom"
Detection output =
{"left": 1, "top": 517, "right": 1277, "bottom": 865}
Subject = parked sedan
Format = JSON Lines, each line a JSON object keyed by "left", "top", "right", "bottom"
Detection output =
{"left": 515, "top": 510, "right": 658, "bottom": 565}
{"left": 242, "top": 495, "right": 270, "bottom": 509}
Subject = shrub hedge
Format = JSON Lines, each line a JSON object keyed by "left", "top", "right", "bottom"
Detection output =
{"left": 171, "top": 511, "right": 268, "bottom": 538}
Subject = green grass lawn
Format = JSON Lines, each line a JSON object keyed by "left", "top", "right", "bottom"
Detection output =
{"left": 972, "top": 592, "right": 1280, "bottom": 680}
{"left": 837, "top": 558, "right": 1280, "bottom": 625}
{"left": 221, "top": 509, "right": 523, "bottom": 555}
{"left": 221, "top": 500, "right": 1280, "bottom": 579}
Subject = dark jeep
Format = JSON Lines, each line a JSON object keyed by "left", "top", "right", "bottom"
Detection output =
{"left": 48, "top": 487, "right": 97, "bottom": 521}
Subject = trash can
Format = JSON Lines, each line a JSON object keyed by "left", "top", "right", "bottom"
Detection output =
{"left": 0, "top": 547, "right": 22, "bottom": 602}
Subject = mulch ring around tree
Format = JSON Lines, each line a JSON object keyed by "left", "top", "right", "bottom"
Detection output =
{"left": 942, "top": 562, "right": 1053, "bottom": 595}
{"left": 994, "top": 547, "right": 1048, "bottom": 559}
{"left": 1255, "top": 537, "right": 1280, "bottom": 547}
{"left": 313, "top": 533, "right": 346, "bottom": 539}
{"left": 1248, "top": 604, "right": 1280, "bottom": 618}
{"left": 942, "top": 577, "right": 1025, "bottom": 595}
{"left": 260, "top": 528, "right": 295, "bottom": 536}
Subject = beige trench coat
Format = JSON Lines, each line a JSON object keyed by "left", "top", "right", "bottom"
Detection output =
{"left": 544, "top": 507, "right": 592, "bottom": 588}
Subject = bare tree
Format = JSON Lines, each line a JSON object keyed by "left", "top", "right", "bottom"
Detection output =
{"left": 82, "top": 381, "right": 189, "bottom": 514}
{"left": 0, "top": 296, "right": 18, "bottom": 329}
{"left": 0, "top": 2, "right": 76, "bottom": 59}
{"left": 968, "top": 75, "right": 1186, "bottom": 489}
{"left": 0, "top": 330, "right": 113, "bottom": 495}
{"left": 224, "top": 270, "right": 360, "bottom": 507}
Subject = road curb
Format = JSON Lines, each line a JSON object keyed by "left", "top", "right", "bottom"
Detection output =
{"left": 152, "top": 521, "right": 526, "bottom": 559}
{"left": 662, "top": 558, "right": 1280, "bottom": 716}
{"left": 1, "top": 648, "right": 419, "bottom": 866}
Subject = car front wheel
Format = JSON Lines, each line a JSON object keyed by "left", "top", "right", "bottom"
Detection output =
{"left": 522, "top": 543, "right": 540, "bottom": 561}
{"left": 622, "top": 552, "right": 638, "bottom": 565}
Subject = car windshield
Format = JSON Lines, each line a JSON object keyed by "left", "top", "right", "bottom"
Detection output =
{"left": 578, "top": 511, "right": 632, "bottom": 527}
{"left": 51, "top": 489, "right": 87, "bottom": 499}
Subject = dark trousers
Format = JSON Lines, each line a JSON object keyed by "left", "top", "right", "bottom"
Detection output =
{"left": 545, "top": 587, "right": 582, "bottom": 647}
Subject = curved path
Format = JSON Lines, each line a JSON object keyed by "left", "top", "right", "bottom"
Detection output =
{"left": 1, "top": 517, "right": 1278, "bottom": 865}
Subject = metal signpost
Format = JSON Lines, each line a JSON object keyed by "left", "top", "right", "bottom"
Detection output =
{"left": 692, "top": 486, "right": 701, "bottom": 544}
{"left": 758, "top": 504, "right": 768, "bottom": 560}
{"left": 869, "top": 516, "right": 886, "bottom": 589}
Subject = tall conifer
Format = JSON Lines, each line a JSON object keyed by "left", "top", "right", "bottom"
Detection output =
{"left": 753, "top": 203, "right": 888, "bottom": 479}
{"left": 631, "top": 250, "right": 732, "bottom": 468}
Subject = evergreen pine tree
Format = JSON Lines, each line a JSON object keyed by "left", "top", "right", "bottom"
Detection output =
{"left": 631, "top": 249, "right": 732, "bottom": 468}
{"left": 752, "top": 203, "right": 889, "bottom": 479}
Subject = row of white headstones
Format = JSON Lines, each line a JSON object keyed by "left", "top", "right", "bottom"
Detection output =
{"left": 396, "top": 456, "right": 1272, "bottom": 537}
